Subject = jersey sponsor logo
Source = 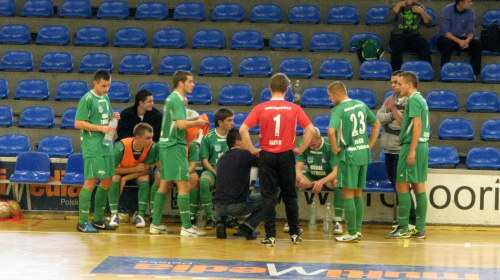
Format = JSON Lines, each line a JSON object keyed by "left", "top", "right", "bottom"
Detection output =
{"left": 343, "top": 103, "right": 363, "bottom": 112}
{"left": 217, "top": 138, "right": 226, "bottom": 142}
{"left": 265, "top": 106, "right": 292, "bottom": 110}
{"left": 269, "top": 140, "right": 281, "bottom": 145}
{"left": 307, "top": 156, "right": 314, "bottom": 164}
{"left": 214, "top": 145, "right": 221, "bottom": 152}
{"left": 309, "top": 165, "right": 324, "bottom": 171}
{"left": 309, "top": 150, "right": 323, "bottom": 155}
{"left": 98, "top": 106, "right": 103, "bottom": 113}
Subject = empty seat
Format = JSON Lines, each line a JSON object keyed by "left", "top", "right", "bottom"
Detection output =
{"left": 250, "top": 4, "right": 282, "bottom": 23}
{"left": 9, "top": 152, "right": 51, "bottom": 204}
{"left": 39, "top": 52, "right": 73, "bottom": 72}
{"left": 366, "top": 6, "right": 390, "bottom": 25}
{"left": 327, "top": 5, "right": 359, "bottom": 24}
{"left": 365, "top": 161, "right": 393, "bottom": 191}
{"left": 192, "top": 29, "right": 225, "bottom": 49}
{"left": 384, "top": 90, "right": 395, "bottom": 102}
{"left": 289, "top": 4, "right": 320, "bottom": 24}
{"left": 349, "top": 33, "right": 383, "bottom": 52}
{"left": 366, "top": 123, "right": 383, "bottom": 138}
{"left": 312, "top": 114, "right": 330, "bottom": 135}
{"left": 37, "top": 135, "right": 73, "bottom": 157}
{"left": 0, "top": 105, "right": 13, "bottom": 127}
{"left": 426, "top": 90, "right": 459, "bottom": 111}
{"left": 61, "top": 153, "right": 84, "bottom": 185}
{"left": 260, "top": 86, "right": 294, "bottom": 103}
{"left": 173, "top": 2, "right": 205, "bottom": 21}
{"left": 301, "top": 87, "right": 332, "bottom": 107}
{"left": 279, "top": 58, "right": 312, "bottom": 78}
{"left": 482, "top": 9, "right": 500, "bottom": 27}
{"left": 0, "top": 0, "right": 16, "bottom": 16}
{"left": 232, "top": 112, "right": 259, "bottom": 133}
{"left": 60, "top": 107, "right": 77, "bottom": 129}
{"left": 481, "top": 119, "right": 500, "bottom": 140}
{"left": 114, "top": 27, "right": 146, "bottom": 47}
{"left": 319, "top": 59, "right": 353, "bottom": 79}
{"left": 359, "top": 60, "right": 392, "bottom": 80}
{"left": 153, "top": 28, "right": 185, "bottom": 48}
{"left": 271, "top": 32, "right": 303, "bottom": 51}
{"left": 347, "top": 88, "right": 377, "bottom": 109}
{"left": 97, "top": 1, "right": 129, "bottom": 19}
{"left": 135, "top": 1, "right": 167, "bottom": 20}
{"left": 212, "top": 3, "right": 243, "bottom": 22}
{"left": 36, "top": 25, "right": 69, "bottom": 45}
{"left": 138, "top": 82, "right": 170, "bottom": 103}
{"left": 239, "top": 56, "right": 272, "bottom": 77}
{"left": 59, "top": 0, "right": 91, "bottom": 18}
{"left": 480, "top": 63, "right": 500, "bottom": 83}
{"left": 21, "top": 0, "right": 53, "bottom": 17}
{"left": 426, "top": 7, "right": 437, "bottom": 26}
{"left": 15, "top": 79, "right": 49, "bottom": 100}
{"left": 75, "top": 26, "right": 108, "bottom": 46}
{"left": 0, "top": 51, "right": 33, "bottom": 71}
{"left": 19, "top": 106, "right": 55, "bottom": 128}
{"left": 310, "top": 32, "right": 342, "bottom": 52}
{"left": 466, "top": 91, "right": 500, "bottom": 112}
{"left": 0, "top": 24, "right": 30, "bottom": 44}
{"left": 231, "top": 30, "right": 263, "bottom": 50}
{"left": 440, "top": 62, "right": 474, "bottom": 82}
{"left": 158, "top": 55, "right": 192, "bottom": 75}
{"left": 428, "top": 146, "right": 459, "bottom": 167}
{"left": 218, "top": 84, "right": 253, "bottom": 106}
{"left": 199, "top": 56, "right": 232, "bottom": 76}
{"left": 0, "top": 78, "right": 9, "bottom": 99}
{"left": 438, "top": 118, "right": 474, "bottom": 140}
{"left": 466, "top": 147, "right": 500, "bottom": 169}
{"left": 429, "top": 34, "right": 440, "bottom": 53}
{"left": 55, "top": 80, "right": 89, "bottom": 101}
{"left": 79, "top": 53, "right": 113, "bottom": 73}
{"left": 107, "top": 81, "right": 130, "bottom": 102}
{"left": 401, "top": 61, "right": 434, "bottom": 81}
{"left": 187, "top": 83, "right": 212, "bottom": 104}
{"left": 0, "top": 134, "right": 31, "bottom": 156}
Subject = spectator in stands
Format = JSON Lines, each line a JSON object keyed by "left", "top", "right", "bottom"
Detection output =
{"left": 437, "top": 0, "right": 482, "bottom": 77}
{"left": 385, "top": 0, "right": 433, "bottom": 71}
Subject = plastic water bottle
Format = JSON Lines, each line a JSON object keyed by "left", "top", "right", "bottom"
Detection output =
{"left": 293, "top": 79, "right": 301, "bottom": 104}
{"left": 102, "top": 117, "right": 118, "bottom": 146}
{"left": 197, "top": 208, "right": 205, "bottom": 228}
{"left": 323, "top": 203, "right": 333, "bottom": 236}
{"left": 309, "top": 198, "right": 317, "bottom": 230}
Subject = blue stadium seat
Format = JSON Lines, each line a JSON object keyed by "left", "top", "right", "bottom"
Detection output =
{"left": 440, "top": 62, "right": 474, "bottom": 82}
{"left": 260, "top": 87, "right": 294, "bottom": 103}
{"left": 153, "top": 29, "right": 185, "bottom": 48}
{"left": 481, "top": 119, "right": 500, "bottom": 141}
{"left": 61, "top": 153, "right": 84, "bottom": 185}
{"left": 114, "top": 27, "right": 147, "bottom": 47}
{"left": 289, "top": 4, "right": 320, "bottom": 24}
{"left": 466, "top": 147, "right": 500, "bottom": 169}
{"left": 366, "top": 6, "right": 390, "bottom": 25}
{"left": 319, "top": 59, "right": 353, "bottom": 79}
{"left": 438, "top": 118, "right": 474, "bottom": 140}
{"left": 359, "top": 60, "right": 392, "bottom": 80}
{"left": 300, "top": 87, "right": 332, "bottom": 107}
{"left": 429, "top": 34, "right": 440, "bottom": 53}
{"left": 327, "top": 5, "right": 359, "bottom": 24}
{"left": 0, "top": 51, "right": 33, "bottom": 71}
{"left": 0, "top": 78, "right": 8, "bottom": 99}
{"left": 60, "top": 107, "right": 77, "bottom": 129}
{"left": 239, "top": 56, "right": 272, "bottom": 77}
{"left": 296, "top": 125, "right": 304, "bottom": 135}
{"left": 139, "top": 82, "right": 170, "bottom": 103}
{"left": 55, "top": 80, "right": 89, "bottom": 101}
{"left": 79, "top": 53, "right": 113, "bottom": 72}
{"left": 466, "top": 91, "right": 500, "bottom": 112}
{"left": 312, "top": 114, "right": 330, "bottom": 135}
{"left": 232, "top": 112, "right": 259, "bottom": 133}
{"left": 75, "top": 26, "right": 108, "bottom": 46}
{"left": 0, "top": 134, "right": 30, "bottom": 156}
{"left": 310, "top": 32, "right": 342, "bottom": 52}
{"left": 379, "top": 150, "right": 386, "bottom": 162}
{"left": 212, "top": 3, "right": 243, "bottom": 22}
{"left": 349, "top": 33, "right": 383, "bottom": 52}
{"left": 365, "top": 162, "right": 393, "bottom": 192}
{"left": 37, "top": 135, "right": 73, "bottom": 157}
{"left": 401, "top": 61, "right": 434, "bottom": 81}
{"left": 384, "top": 90, "right": 394, "bottom": 102}
{"left": 250, "top": 4, "right": 282, "bottom": 23}
{"left": 107, "top": 81, "right": 130, "bottom": 102}
{"left": 0, "top": 0, "right": 16, "bottom": 16}
{"left": 0, "top": 24, "right": 30, "bottom": 44}
{"left": 347, "top": 88, "right": 377, "bottom": 109}
{"left": 173, "top": 2, "right": 206, "bottom": 21}
{"left": 480, "top": 63, "right": 500, "bottom": 83}
{"left": 59, "top": 0, "right": 91, "bottom": 18}
{"left": 113, "top": 108, "right": 123, "bottom": 115}
{"left": 279, "top": 58, "right": 313, "bottom": 78}
{"left": 158, "top": 55, "right": 192, "bottom": 75}
{"left": 366, "top": 123, "right": 383, "bottom": 138}
{"left": 426, "top": 7, "right": 437, "bottom": 26}
{"left": 197, "top": 110, "right": 215, "bottom": 130}
{"left": 199, "top": 56, "right": 232, "bottom": 76}
{"left": 36, "top": 25, "right": 69, "bottom": 45}
{"left": 187, "top": 83, "right": 212, "bottom": 105}
{"left": 482, "top": 9, "right": 500, "bottom": 27}
{"left": 231, "top": 30, "right": 263, "bottom": 50}
{"left": 0, "top": 105, "right": 13, "bottom": 127}
{"left": 10, "top": 152, "right": 51, "bottom": 184}
{"left": 135, "top": 1, "right": 167, "bottom": 20}
{"left": 192, "top": 29, "right": 225, "bottom": 49}
{"left": 271, "top": 32, "right": 303, "bottom": 51}
{"left": 39, "top": 52, "right": 73, "bottom": 72}
{"left": 428, "top": 146, "right": 459, "bottom": 167}
{"left": 218, "top": 84, "right": 253, "bottom": 106}
{"left": 426, "top": 90, "right": 459, "bottom": 111}
{"left": 97, "top": 1, "right": 129, "bottom": 19}
{"left": 21, "top": 0, "right": 53, "bottom": 17}
{"left": 15, "top": 79, "right": 49, "bottom": 100}
{"left": 19, "top": 106, "right": 55, "bottom": 128}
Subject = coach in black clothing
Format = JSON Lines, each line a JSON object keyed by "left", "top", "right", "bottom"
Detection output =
{"left": 214, "top": 129, "right": 262, "bottom": 240}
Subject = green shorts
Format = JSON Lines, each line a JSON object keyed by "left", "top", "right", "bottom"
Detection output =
{"left": 397, "top": 142, "right": 428, "bottom": 183}
{"left": 337, "top": 161, "right": 367, "bottom": 189}
{"left": 160, "top": 144, "right": 189, "bottom": 181}
{"left": 84, "top": 155, "right": 115, "bottom": 180}
{"left": 201, "top": 170, "right": 216, "bottom": 183}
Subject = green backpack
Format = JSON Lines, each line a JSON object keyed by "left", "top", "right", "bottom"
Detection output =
{"left": 353, "top": 39, "right": 385, "bottom": 63}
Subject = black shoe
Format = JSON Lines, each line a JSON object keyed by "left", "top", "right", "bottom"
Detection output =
{"left": 190, "top": 217, "right": 197, "bottom": 226}
{"left": 291, "top": 234, "right": 302, "bottom": 244}
{"left": 77, "top": 222, "right": 99, "bottom": 233}
{"left": 91, "top": 220, "right": 116, "bottom": 230}
{"left": 215, "top": 220, "right": 227, "bottom": 239}
{"left": 204, "top": 218, "right": 215, "bottom": 230}
{"left": 239, "top": 224, "right": 257, "bottom": 240}
{"left": 227, "top": 218, "right": 240, "bottom": 229}
{"left": 261, "top": 237, "right": 276, "bottom": 247}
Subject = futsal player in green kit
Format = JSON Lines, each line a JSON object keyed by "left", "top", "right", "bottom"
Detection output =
{"left": 385, "top": 71, "right": 429, "bottom": 239}
{"left": 75, "top": 70, "right": 121, "bottom": 233}
{"left": 327, "top": 81, "right": 381, "bottom": 242}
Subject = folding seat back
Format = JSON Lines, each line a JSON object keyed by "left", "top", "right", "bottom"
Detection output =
{"left": 289, "top": 4, "right": 320, "bottom": 24}
{"left": 428, "top": 146, "right": 459, "bottom": 167}
{"left": 426, "top": 90, "right": 459, "bottom": 111}
{"left": 114, "top": 27, "right": 147, "bottom": 47}
{"left": 347, "top": 88, "right": 377, "bottom": 109}
{"left": 366, "top": 6, "right": 390, "bottom": 25}
{"left": 401, "top": 61, "right": 434, "bottom": 81}
{"left": 250, "top": 4, "right": 282, "bottom": 22}
{"left": 480, "top": 63, "right": 500, "bottom": 83}
{"left": 0, "top": 51, "right": 34, "bottom": 71}
{"left": 312, "top": 114, "right": 330, "bottom": 134}
{"left": 359, "top": 60, "right": 392, "bottom": 80}
{"left": 39, "top": 52, "right": 73, "bottom": 72}
{"left": 187, "top": 83, "right": 212, "bottom": 104}
{"left": 159, "top": 55, "right": 192, "bottom": 75}
{"left": 21, "top": 0, "right": 53, "bottom": 17}
{"left": 0, "top": 24, "right": 30, "bottom": 44}
{"left": 279, "top": 57, "right": 312, "bottom": 78}
{"left": 310, "top": 32, "right": 342, "bottom": 52}
{"left": 0, "top": 0, "right": 16, "bottom": 16}
{"left": 75, "top": 26, "right": 108, "bottom": 46}
{"left": 79, "top": 53, "right": 113, "bottom": 73}
{"left": 438, "top": 118, "right": 474, "bottom": 140}
{"left": 97, "top": 1, "right": 129, "bottom": 19}
{"left": 135, "top": 1, "right": 167, "bottom": 20}
{"left": 466, "top": 91, "right": 500, "bottom": 112}
{"left": 59, "top": 0, "right": 91, "bottom": 18}
{"left": 19, "top": 106, "right": 55, "bottom": 128}
{"left": 9, "top": 152, "right": 51, "bottom": 185}
{"left": 153, "top": 28, "right": 185, "bottom": 48}
{"left": 37, "top": 135, "right": 73, "bottom": 157}
{"left": 440, "top": 62, "right": 474, "bottom": 82}
{"left": 300, "top": 87, "right": 332, "bottom": 107}
{"left": 212, "top": 3, "right": 243, "bottom": 22}
{"left": 0, "top": 78, "right": 9, "bottom": 99}
{"left": 107, "top": 81, "right": 130, "bottom": 102}
{"left": 0, "top": 134, "right": 31, "bottom": 156}
{"left": 55, "top": 80, "right": 89, "bottom": 100}
{"left": 482, "top": 9, "right": 500, "bottom": 27}
{"left": 260, "top": 87, "right": 294, "bottom": 103}
{"left": 61, "top": 107, "right": 77, "bottom": 129}
{"left": 327, "top": 5, "right": 359, "bottom": 24}
{"left": 429, "top": 34, "right": 440, "bottom": 53}
{"left": 481, "top": 119, "right": 500, "bottom": 141}
{"left": 366, "top": 161, "right": 392, "bottom": 191}
{"left": 139, "top": 82, "right": 170, "bottom": 103}
{"left": 270, "top": 32, "right": 303, "bottom": 51}
{"left": 239, "top": 56, "right": 272, "bottom": 77}
{"left": 384, "top": 90, "right": 395, "bottom": 102}
{"left": 319, "top": 59, "right": 353, "bottom": 79}
{"left": 231, "top": 30, "right": 263, "bottom": 50}
{"left": 0, "top": 105, "right": 13, "bottom": 127}
{"left": 199, "top": 56, "right": 232, "bottom": 76}
{"left": 349, "top": 33, "right": 382, "bottom": 52}
{"left": 61, "top": 153, "right": 84, "bottom": 185}
{"left": 15, "top": 79, "right": 49, "bottom": 100}
{"left": 466, "top": 147, "right": 500, "bottom": 169}
{"left": 426, "top": 7, "right": 437, "bottom": 26}
{"left": 173, "top": 2, "right": 206, "bottom": 21}
{"left": 192, "top": 29, "right": 225, "bottom": 49}
{"left": 36, "top": 25, "right": 69, "bottom": 45}
{"left": 218, "top": 84, "right": 253, "bottom": 106}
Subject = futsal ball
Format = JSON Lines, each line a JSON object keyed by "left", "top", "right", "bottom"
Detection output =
{"left": 0, "top": 201, "right": 14, "bottom": 219}
{"left": 6, "top": 200, "right": 21, "bottom": 217}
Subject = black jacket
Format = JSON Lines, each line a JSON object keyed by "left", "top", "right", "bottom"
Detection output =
{"left": 116, "top": 106, "right": 163, "bottom": 143}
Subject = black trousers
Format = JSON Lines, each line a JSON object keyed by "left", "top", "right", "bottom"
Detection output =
{"left": 259, "top": 150, "right": 299, "bottom": 238}
{"left": 436, "top": 36, "right": 482, "bottom": 75}
{"left": 385, "top": 153, "right": 416, "bottom": 224}
{"left": 389, "top": 33, "right": 432, "bottom": 71}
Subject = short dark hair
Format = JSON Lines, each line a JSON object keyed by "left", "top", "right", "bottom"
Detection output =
{"left": 455, "top": 0, "right": 463, "bottom": 4}
{"left": 226, "top": 129, "right": 241, "bottom": 149}
{"left": 214, "top": 107, "right": 233, "bottom": 128}
{"left": 270, "top": 73, "right": 290, "bottom": 94}
{"left": 133, "top": 123, "right": 153, "bottom": 137}
{"left": 94, "top": 70, "right": 111, "bottom": 82}
{"left": 173, "top": 70, "right": 192, "bottom": 88}
{"left": 392, "top": 70, "right": 404, "bottom": 77}
{"left": 399, "top": 71, "right": 419, "bottom": 88}
{"left": 134, "top": 89, "right": 153, "bottom": 107}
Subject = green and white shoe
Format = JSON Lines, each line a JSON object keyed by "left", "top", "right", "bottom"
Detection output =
{"left": 385, "top": 228, "right": 411, "bottom": 239}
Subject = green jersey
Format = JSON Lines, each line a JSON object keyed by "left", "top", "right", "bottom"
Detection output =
{"left": 297, "top": 137, "right": 339, "bottom": 177}
{"left": 75, "top": 91, "right": 113, "bottom": 158}
{"left": 400, "top": 92, "right": 430, "bottom": 145}
{"left": 159, "top": 91, "right": 187, "bottom": 148}
{"left": 199, "top": 129, "right": 228, "bottom": 170}
{"left": 113, "top": 141, "right": 157, "bottom": 168}
{"left": 329, "top": 99, "right": 378, "bottom": 166}
{"left": 187, "top": 141, "right": 199, "bottom": 163}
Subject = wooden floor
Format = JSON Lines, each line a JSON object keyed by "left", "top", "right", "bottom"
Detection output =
{"left": 1, "top": 213, "right": 500, "bottom": 280}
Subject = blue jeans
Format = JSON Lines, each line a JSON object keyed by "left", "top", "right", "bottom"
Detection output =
{"left": 214, "top": 194, "right": 263, "bottom": 230}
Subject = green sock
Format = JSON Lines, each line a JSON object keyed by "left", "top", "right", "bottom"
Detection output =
{"left": 295, "top": 186, "right": 300, "bottom": 203}
{"left": 108, "top": 181, "right": 120, "bottom": 215}
{"left": 415, "top": 192, "right": 428, "bottom": 231}
{"left": 189, "top": 188, "right": 200, "bottom": 219}
{"left": 397, "top": 192, "right": 411, "bottom": 231}
{"left": 138, "top": 181, "right": 150, "bottom": 217}
{"left": 150, "top": 184, "right": 159, "bottom": 215}
{"left": 343, "top": 198, "right": 357, "bottom": 236}
{"left": 92, "top": 186, "right": 108, "bottom": 222}
{"left": 354, "top": 196, "right": 364, "bottom": 233}
{"left": 78, "top": 188, "right": 92, "bottom": 225}
{"left": 178, "top": 194, "right": 191, "bottom": 229}
{"left": 152, "top": 192, "right": 166, "bottom": 226}
{"left": 333, "top": 187, "right": 344, "bottom": 221}
{"left": 200, "top": 178, "right": 214, "bottom": 219}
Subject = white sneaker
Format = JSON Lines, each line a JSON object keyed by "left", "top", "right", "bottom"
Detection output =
{"left": 109, "top": 214, "right": 119, "bottom": 227}
{"left": 333, "top": 222, "right": 343, "bottom": 235}
{"left": 180, "top": 225, "right": 207, "bottom": 237}
{"left": 283, "top": 223, "right": 289, "bottom": 233}
{"left": 335, "top": 233, "right": 359, "bottom": 243}
{"left": 136, "top": 215, "right": 146, "bottom": 228}
{"left": 149, "top": 224, "right": 168, "bottom": 234}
